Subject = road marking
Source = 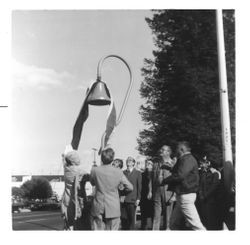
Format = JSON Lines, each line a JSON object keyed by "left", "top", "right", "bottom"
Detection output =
{"left": 13, "top": 212, "right": 61, "bottom": 220}
{"left": 14, "top": 216, "right": 62, "bottom": 224}
{"left": 15, "top": 218, "right": 48, "bottom": 223}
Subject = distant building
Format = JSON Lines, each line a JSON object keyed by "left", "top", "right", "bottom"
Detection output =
{"left": 12, "top": 175, "right": 32, "bottom": 188}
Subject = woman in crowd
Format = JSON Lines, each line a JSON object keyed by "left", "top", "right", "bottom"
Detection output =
{"left": 140, "top": 160, "right": 154, "bottom": 230}
{"left": 61, "top": 145, "right": 89, "bottom": 230}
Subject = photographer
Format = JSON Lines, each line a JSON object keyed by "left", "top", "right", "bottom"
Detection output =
{"left": 196, "top": 156, "right": 221, "bottom": 230}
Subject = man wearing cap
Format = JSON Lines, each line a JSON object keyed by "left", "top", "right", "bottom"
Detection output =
{"left": 197, "top": 157, "right": 221, "bottom": 230}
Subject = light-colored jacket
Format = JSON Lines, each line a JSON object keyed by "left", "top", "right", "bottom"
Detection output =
{"left": 90, "top": 164, "right": 133, "bottom": 218}
{"left": 151, "top": 162, "right": 174, "bottom": 202}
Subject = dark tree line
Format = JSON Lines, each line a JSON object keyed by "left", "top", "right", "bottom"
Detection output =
{"left": 12, "top": 177, "right": 53, "bottom": 200}
{"left": 138, "top": 10, "right": 235, "bottom": 166}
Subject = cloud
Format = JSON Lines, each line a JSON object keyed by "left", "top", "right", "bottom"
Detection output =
{"left": 12, "top": 59, "right": 85, "bottom": 91}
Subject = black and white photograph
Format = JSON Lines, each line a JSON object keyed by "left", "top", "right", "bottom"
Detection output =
{"left": 3, "top": 0, "right": 249, "bottom": 241}
{"left": 9, "top": 8, "right": 236, "bottom": 232}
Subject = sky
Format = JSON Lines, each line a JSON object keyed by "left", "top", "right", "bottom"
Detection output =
{"left": 11, "top": 10, "right": 155, "bottom": 175}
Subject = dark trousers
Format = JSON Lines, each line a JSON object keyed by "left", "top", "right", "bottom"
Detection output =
{"left": 140, "top": 200, "right": 153, "bottom": 230}
{"left": 121, "top": 202, "right": 136, "bottom": 230}
{"left": 198, "top": 200, "right": 222, "bottom": 230}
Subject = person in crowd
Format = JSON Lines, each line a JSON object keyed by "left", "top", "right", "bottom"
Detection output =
{"left": 121, "top": 157, "right": 142, "bottom": 230}
{"left": 61, "top": 144, "right": 90, "bottom": 230}
{"left": 196, "top": 156, "right": 222, "bottom": 230}
{"left": 140, "top": 160, "right": 154, "bottom": 230}
{"left": 112, "top": 158, "right": 126, "bottom": 228}
{"left": 112, "top": 158, "right": 124, "bottom": 169}
{"left": 90, "top": 147, "right": 133, "bottom": 230}
{"left": 75, "top": 174, "right": 93, "bottom": 230}
{"left": 161, "top": 141, "right": 205, "bottom": 230}
{"left": 218, "top": 165, "right": 235, "bottom": 230}
{"left": 149, "top": 145, "right": 176, "bottom": 230}
{"left": 135, "top": 158, "right": 146, "bottom": 172}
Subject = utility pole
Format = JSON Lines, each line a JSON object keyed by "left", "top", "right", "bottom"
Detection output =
{"left": 216, "top": 10, "right": 234, "bottom": 193}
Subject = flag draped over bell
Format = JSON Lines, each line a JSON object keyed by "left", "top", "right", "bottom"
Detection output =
{"left": 99, "top": 90, "right": 117, "bottom": 154}
{"left": 71, "top": 88, "right": 90, "bottom": 150}
{"left": 71, "top": 83, "right": 117, "bottom": 153}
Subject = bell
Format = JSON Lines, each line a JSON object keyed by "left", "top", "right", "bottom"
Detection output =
{"left": 86, "top": 79, "right": 111, "bottom": 106}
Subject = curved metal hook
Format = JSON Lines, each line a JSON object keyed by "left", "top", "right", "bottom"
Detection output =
{"left": 97, "top": 54, "right": 133, "bottom": 126}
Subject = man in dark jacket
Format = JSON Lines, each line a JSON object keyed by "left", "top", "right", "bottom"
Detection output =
{"left": 121, "top": 156, "right": 142, "bottom": 230}
{"left": 161, "top": 141, "right": 205, "bottom": 230}
{"left": 196, "top": 157, "right": 222, "bottom": 230}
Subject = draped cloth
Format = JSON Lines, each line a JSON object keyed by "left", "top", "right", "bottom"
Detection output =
{"left": 62, "top": 83, "right": 117, "bottom": 229}
{"left": 99, "top": 91, "right": 117, "bottom": 154}
{"left": 70, "top": 82, "right": 117, "bottom": 153}
{"left": 71, "top": 89, "right": 90, "bottom": 150}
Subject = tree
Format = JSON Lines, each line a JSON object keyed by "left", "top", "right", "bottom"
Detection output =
{"left": 21, "top": 177, "right": 53, "bottom": 200}
{"left": 12, "top": 187, "right": 24, "bottom": 199}
{"left": 138, "top": 10, "right": 235, "bottom": 165}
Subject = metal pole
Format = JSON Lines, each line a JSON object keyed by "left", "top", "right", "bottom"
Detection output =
{"left": 97, "top": 55, "right": 133, "bottom": 153}
{"left": 97, "top": 54, "right": 133, "bottom": 126}
{"left": 216, "top": 10, "right": 234, "bottom": 193}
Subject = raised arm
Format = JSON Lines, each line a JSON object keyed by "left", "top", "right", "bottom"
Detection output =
{"left": 89, "top": 168, "right": 96, "bottom": 186}
{"left": 120, "top": 173, "right": 133, "bottom": 192}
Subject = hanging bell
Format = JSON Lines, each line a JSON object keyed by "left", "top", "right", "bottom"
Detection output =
{"left": 86, "top": 79, "right": 111, "bottom": 106}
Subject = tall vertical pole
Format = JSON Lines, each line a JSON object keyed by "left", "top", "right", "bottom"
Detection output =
{"left": 216, "top": 10, "right": 234, "bottom": 193}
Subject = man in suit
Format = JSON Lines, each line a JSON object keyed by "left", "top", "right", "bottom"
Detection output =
{"left": 121, "top": 157, "right": 142, "bottom": 230}
{"left": 90, "top": 148, "right": 133, "bottom": 230}
{"left": 148, "top": 145, "right": 175, "bottom": 230}
{"left": 161, "top": 141, "right": 205, "bottom": 230}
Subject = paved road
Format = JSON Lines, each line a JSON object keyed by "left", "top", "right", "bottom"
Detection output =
{"left": 12, "top": 210, "right": 148, "bottom": 231}
{"left": 12, "top": 210, "right": 64, "bottom": 231}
